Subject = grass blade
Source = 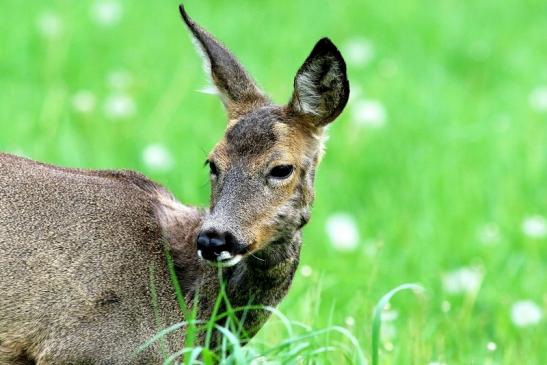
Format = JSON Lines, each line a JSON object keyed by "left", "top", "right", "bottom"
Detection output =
{"left": 371, "top": 283, "right": 425, "bottom": 365}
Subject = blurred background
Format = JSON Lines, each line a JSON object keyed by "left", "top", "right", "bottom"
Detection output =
{"left": 1, "top": 0, "right": 545, "bottom": 363}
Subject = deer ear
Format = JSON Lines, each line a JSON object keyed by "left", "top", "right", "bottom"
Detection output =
{"left": 289, "top": 38, "right": 350, "bottom": 127}
{"left": 179, "top": 4, "right": 269, "bottom": 118}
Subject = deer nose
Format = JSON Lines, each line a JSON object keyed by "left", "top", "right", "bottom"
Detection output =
{"left": 196, "top": 230, "right": 236, "bottom": 262}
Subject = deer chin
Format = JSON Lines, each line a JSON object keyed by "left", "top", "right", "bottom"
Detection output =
{"left": 197, "top": 249, "right": 243, "bottom": 268}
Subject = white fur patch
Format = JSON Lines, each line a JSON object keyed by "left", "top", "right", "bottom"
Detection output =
{"left": 295, "top": 68, "right": 322, "bottom": 115}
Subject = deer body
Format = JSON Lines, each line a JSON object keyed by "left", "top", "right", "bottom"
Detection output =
{"left": 0, "top": 153, "right": 298, "bottom": 364}
{"left": 0, "top": 4, "right": 348, "bottom": 364}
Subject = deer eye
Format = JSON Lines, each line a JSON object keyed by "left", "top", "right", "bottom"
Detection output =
{"left": 269, "top": 165, "right": 294, "bottom": 179}
{"left": 208, "top": 160, "right": 219, "bottom": 176}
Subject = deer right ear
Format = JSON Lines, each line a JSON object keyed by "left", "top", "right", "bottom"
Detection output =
{"left": 179, "top": 4, "right": 269, "bottom": 119}
{"left": 288, "top": 38, "right": 350, "bottom": 127}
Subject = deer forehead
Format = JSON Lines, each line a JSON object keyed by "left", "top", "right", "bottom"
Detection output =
{"left": 211, "top": 108, "right": 316, "bottom": 168}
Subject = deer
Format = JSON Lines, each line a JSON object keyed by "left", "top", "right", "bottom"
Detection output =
{"left": 0, "top": 4, "right": 349, "bottom": 364}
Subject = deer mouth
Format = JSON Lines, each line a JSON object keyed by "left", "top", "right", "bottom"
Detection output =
{"left": 197, "top": 249, "right": 243, "bottom": 267}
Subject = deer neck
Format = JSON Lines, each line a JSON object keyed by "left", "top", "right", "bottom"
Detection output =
{"left": 238, "top": 231, "right": 302, "bottom": 273}
{"left": 223, "top": 231, "right": 302, "bottom": 305}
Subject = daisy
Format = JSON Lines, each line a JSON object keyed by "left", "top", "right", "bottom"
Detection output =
{"left": 91, "top": 0, "right": 123, "bottom": 26}
{"left": 342, "top": 38, "right": 374, "bottom": 67}
{"left": 142, "top": 144, "right": 174, "bottom": 172}
{"left": 104, "top": 93, "right": 136, "bottom": 119}
{"left": 325, "top": 213, "right": 360, "bottom": 251}
{"left": 351, "top": 99, "right": 387, "bottom": 128}
{"left": 521, "top": 215, "right": 546, "bottom": 239}
{"left": 511, "top": 300, "right": 543, "bottom": 327}
{"left": 442, "top": 266, "right": 483, "bottom": 295}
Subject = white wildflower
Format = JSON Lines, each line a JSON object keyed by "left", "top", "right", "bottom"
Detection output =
{"left": 379, "top": 309, "right": 398, "bottom": 342}
{"left": 107, "top": 69, "right": 132, "bottom": 90}
{"left": 521, "top": 215, "right": 547, "bottom": 239}
{"left": 325, "top": 213, "right": 360, "bottom": 251}
{"left": 104, "top": 93, "right": 136, "bottom": 119}
{"left": 91, "top": 0, "right": 123, "bottom": 26}
{"left": 487, "top": 341, "right": 497, "bottom": 351}
{"left": 300, "top": 265, "right": 312, "bottom": 278}
{"left": 381, "top": 309, "right": 399, "bottom": 322}
{"left": 511, "top": 300, "right": 543, "bottom": 327}
{"left": 477, "top": 223, "right": 500, "bottom": 245}
{"left": 441, "top": 300, "right": 451, "bottom": 313}
{"left": 381, "top": 322, "right": 397, "bottom": 343}
{"left": 342, "top": 38, "right": 374, "bottom": 67}
{"left": 529, "top": 86, "right": 547, "bottom": 112}
{"left": 383, "top": 341, "right": 394, "bottom": 351}
{"left": 142, "top": 144, "right": 174, "bottom": 172}
{"left": 72, "top": 90, "right": 96, "bottom": 114}
{"left": 351, "top": 99, "right": 386, "bottom": 128}
{"left": 344, "top": 316, "right": 355, "bottom": 327}
{"left": 442, "top": 266, "right": 483, "bottom": 295}
{"left": 37, "top": 11, "right": 62, "bottom": 39}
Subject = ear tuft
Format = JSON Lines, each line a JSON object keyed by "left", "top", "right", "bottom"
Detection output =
{"left": 289, "top": 38, "right": 350, "bottom": 126}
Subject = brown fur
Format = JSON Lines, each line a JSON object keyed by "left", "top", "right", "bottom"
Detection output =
{"left": 0, "top": 4, "right": 349, "bottom": 364}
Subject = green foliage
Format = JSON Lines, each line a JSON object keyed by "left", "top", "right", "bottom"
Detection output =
{"left": 1, "top": 0, "right": 545, "bottom": 363}
{"left": 142, "top": 264, "right": 368, "bottom": 364}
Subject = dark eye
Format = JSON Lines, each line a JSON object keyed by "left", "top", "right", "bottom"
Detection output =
{"left": 269, "top": 165, "right": 294, "bottom": 179}
{"left": 208, "top": 160, "right": 219, "bottom": 176}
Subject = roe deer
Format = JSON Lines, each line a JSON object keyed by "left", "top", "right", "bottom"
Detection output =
{"left": 0, "top": 4, "right": 349, "bottom": 364}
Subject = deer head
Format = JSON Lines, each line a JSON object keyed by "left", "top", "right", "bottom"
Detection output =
{"left": 179, "top": 4, "right": 349, "bottom": 267}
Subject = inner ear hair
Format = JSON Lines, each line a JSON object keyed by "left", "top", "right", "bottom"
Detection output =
{"left": 289, "top": 38, "right": 350, "bottom": 127}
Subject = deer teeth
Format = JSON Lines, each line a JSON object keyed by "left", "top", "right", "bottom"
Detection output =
{"left": 218, "top": 251, "right": 232, "bottom": 261}
{"left": 218, "top": 255, "right": 242, "bottom": 267}
{"left": 197, "top": 250, "right": 242, "bottom": 267}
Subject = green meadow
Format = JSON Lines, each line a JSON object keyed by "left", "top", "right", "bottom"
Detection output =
{"left": 1, "top": 0, "right": 545, "bottom": 363}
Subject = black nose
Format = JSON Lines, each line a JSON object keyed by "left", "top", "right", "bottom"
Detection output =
{"left": 196, "top": 230, "right": 236, "bottom": 261}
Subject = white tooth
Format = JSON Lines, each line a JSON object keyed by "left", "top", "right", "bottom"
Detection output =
{"left": 218, "top": 251, "right": 232, "bottom": 261}
{"left": 197, "top": 250, "right": 203, "bottom": 259}
{"left": 222, "top": 255, "right": 242, "bottom": 267}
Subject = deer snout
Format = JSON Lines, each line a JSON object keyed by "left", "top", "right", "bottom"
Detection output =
{"left": 196, "top": 229, "right": 243, "bottom": 267}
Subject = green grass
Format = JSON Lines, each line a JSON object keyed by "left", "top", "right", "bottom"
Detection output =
{"left": 142, "top": 263, "right": 371, "bottom": 364}
{"left": 1, "top": 0, "right": 546, "bottom": 363}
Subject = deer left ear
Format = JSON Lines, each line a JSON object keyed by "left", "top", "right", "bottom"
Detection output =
{"left": 289, "top": 38, "right": 350, "bottom": 127}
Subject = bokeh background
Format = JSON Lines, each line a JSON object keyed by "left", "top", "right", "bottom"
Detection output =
{"left": 1, "top": 0, "right": 545, "bottom": 363}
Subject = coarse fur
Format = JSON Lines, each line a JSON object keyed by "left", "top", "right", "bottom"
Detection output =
{"left": 0, "top": 4, "right": 349, "bottom": 364}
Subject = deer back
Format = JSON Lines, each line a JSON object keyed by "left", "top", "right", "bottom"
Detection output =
{"left": 0, "top": 153, "right": 199, "bottom": 363}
